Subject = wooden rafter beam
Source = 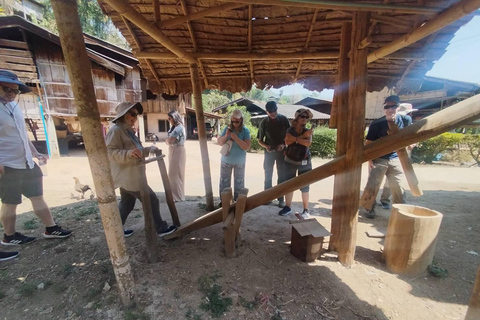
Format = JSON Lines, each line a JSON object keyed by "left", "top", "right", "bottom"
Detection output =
{"left": 295, "top": 8, "right": 318, "bottom": 82}
{"left": 153, "top": 0, "right": 160, "bottom": 22}
{"left": 371, "top": 14, "right": 414, "bottom": 28}
{"left": 121, "top": 16, "right": 162, "bottom": 88}
{"left": 368, "top": 0, "right": 480, "bottom": 63}
{"left": 248, "top": 4, "right": 253, "bottom": 85}
{"left": 179, "top": 0, "right": 209, "bottom": 87}
{"left": 136, "top": 51, "right": 338, "bottom": 60}
{"left": 157, "top": 2, "right": 246, "bottom": 29}
{"left": 218, "top": 0, "right": 441, "bottom": 15}
{"left": 101, "top": 0, "right": 197, "bottom": 64}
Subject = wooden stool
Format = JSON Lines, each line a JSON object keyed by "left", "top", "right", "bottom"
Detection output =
{"left": 290, "top": 219, "right": 331, "bottom": 262}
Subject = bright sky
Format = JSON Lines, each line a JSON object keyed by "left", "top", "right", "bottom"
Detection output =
{"left": 276, "top": 14, "right": 480, "bottom": 100}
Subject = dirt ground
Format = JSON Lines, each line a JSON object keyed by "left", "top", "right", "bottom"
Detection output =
{"left": 0, "top": 140, "right": 479, "bottom": 320}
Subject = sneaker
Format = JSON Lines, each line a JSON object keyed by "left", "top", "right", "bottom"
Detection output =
{"left": 0, "top": 251, "right": 19, "bottom": 261}
{"left": 278, "top": 199, "right": 285, "bottom": 208}
{"left": 43, "top": 225, "right": 72, "bottom": 239}
{"left": 364, "top": 208, "right": 376, "bottom": 219}
{"left": 158, "top": 225, "right": 177, "bottom": 237}
{"left": 278, "top": 206, "right": 292, "bottom": 216}
{"left": 124, "top": 229, "right": 134, "bottom": 238}
{"left": 380, "top": 201, "right": 391, "bottom": 210}
{"left": 1, "top": 232, "right": 36, "bottom": 246}
{"left": 301, "top": 209, "right": 310, "bottom": 219}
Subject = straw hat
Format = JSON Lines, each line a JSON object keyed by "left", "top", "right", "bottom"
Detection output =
{"left": 112, "top": 102, "right": 143, "bottom": 123}
{"left": 0, "top": 69, "right": 31, "bottom": 94}
{"left": 294, "top": 108, "right": 313, "bottom": 120}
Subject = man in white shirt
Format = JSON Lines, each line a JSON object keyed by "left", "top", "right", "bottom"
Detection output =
{"left": 0, "top": 70, "right": 72, "bottom": 247}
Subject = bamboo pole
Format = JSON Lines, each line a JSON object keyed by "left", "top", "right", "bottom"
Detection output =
{"left": 218, "top": 0, "right": 440, "bottom": 14}
{"left": 334, "top": 12, "right": 370, "bottom": 266}
{"left": 329, "top": 22, "right": 351, "bottom": 252}
{"left": 102, "top": 0, "right": 197, "bottom": 64}
{"left": 157, "top": 3, "right": 245, "bottom": 28}
{"left": 190, "top": 63, "right": 215, "bottom": 211}
{"left": 135, "top": 51, "right": 339, "bottom": 60}
{"left": 50, "top": 0, "right": 135, "bottom": 305}
{"left": 154, "top": 152, "right": 181, "bottom": 227}
{"left": 466, "top": 265, "right": 480, "bottom": 320}
{"left": 368, "top": 0, "right": 480, "bottom": 63}
{"left": 165, "top": 91, "right": 480, "bottom": 242}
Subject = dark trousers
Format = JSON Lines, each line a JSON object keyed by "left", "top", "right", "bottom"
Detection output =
{"left": 118, "top": 187, "right": 168, "bottom": 233}
{"left": 264, "top": 150, "right": 286, "bottom": 202}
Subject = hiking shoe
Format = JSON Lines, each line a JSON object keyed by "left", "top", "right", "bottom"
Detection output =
{"left": 43, "top": 225, "right": 72, "bottom": 239}
{"left": 158, "top": 225, "right": 177, "bottom": 237}
{"left": 278, "top": 199, "right": 285, "bottom": 208}
{"left": 301, "top": 209, "right": 310, "bottom": 219}
{"left": 380, "top": 201, "right": 391, "bottom": 210}
{"left": 2, "top": 232, "right": 36, "bottom": 246}
{"left": 0, "top": 251, "right": 19, "bottom": 261}
{"left": 278, "top": 206, "right": 292, "bottom": 216}
{"left": 124, "top": 229, "right": 134, "bottom": 238}
{"left": 365, "top": 208, "right": 376, "bottom": 219}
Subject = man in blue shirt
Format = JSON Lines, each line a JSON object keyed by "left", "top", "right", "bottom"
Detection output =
{"left": 359, "top": 95, "right": 412, "bottom": 219}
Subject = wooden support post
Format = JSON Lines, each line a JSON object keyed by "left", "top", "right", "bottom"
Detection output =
{"left": 466, "top": 265, "right": 480, "bottom": 320}
{"left": 154, "top": 150, "right": 181, "bottom": 226}
{"left": 233, "top": 188, "right": 249, "bottom": 247}
{"left": 221, "top": 188, "right": 235, "bottom": 257}
{"left": 137, "top": 161, "right": 158, "bottom": 263}
{"left": 50, "top": 0, "right": 135, "bottom": 305}
{"left": 329, "top": 22, "right": 351, "bottom": 251}
{"left": 190, "top": 63, "right": 215, "bottom": 211}
{"left": 336, "top": 12, "right": 370, "bottom": 266}
{"left": 387, "top": 121, "right": 423, "bottom": 196}
{"left": 221, "top": 188, "right": 233, "bottom": 221}
{"left": 164, "top": 93, "right": 480, "bottom": 241}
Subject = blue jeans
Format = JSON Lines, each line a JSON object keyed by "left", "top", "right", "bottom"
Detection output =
{"left": 263, "top": 150, "right": 286, "bottom": 202}
{"left": 219, "top": 162, "right": 245, "bottom": 200}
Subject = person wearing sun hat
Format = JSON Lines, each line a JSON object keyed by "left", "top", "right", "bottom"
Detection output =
{"left": 0, "top": 70, "right": 72, "bottom": 248}
{"left": 106, "top": 101, "right": 177, "bottom": 238}
{"left": 278, "top": 108, "right": 314, "bottom": 219}
{"left": 257, "top": 101, "right": 291, "bottom": 208}
{"left": 217, "top": 108, "right": 251, "bottom": 204}
{"left": 359, "top": 95, "right": 413, "bottom": 219}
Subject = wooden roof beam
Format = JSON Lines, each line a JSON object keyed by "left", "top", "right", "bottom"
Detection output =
{"left": 370, "top": 14, "right": 414, "bottom": 28}
{"left": 248, "top": 5, "right": 253, "bottom": 85}
{"left": 218, "top": 0, "right": 441, "bottom": 15}
{"left": 153, "top": 0, "right": 160, "bottom": 22}
{"left": 368, "top": 0, "right": 480, "bottom": 63}
{"left": 136, "top": 51, "right": 339, "bottom": 60}
{"left": 179, "top": 0, "right": 209, "bottom": 87}
{"left": 101, "top": 0, "right": 197, "bottom": 64}
{"left": 157, "top": 3, "right": 246, "bottom": 29}
{"left": 295, "top": 9, "right": 318, "bottom": 82}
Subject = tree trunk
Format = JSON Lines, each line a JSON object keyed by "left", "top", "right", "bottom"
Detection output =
{"left": 50, "top": 0, "right": 136, "bottom": 306}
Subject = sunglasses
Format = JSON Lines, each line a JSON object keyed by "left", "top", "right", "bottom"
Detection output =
{"left": 129, "top": 111, "right": 139, "bottom": 117}
{"left": 298, "top": 114, "right": 309, "bottom": 119}
{"left": 384, "top": 105, "right": 397, "bottom": 110}
{"left": 1, "top": 86, "right": 20, "bottom": 95}
{"left": 231, "top": 120, "right": 241, "bottom": 124}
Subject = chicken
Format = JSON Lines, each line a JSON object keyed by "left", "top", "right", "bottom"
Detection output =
{"left": 73, "top": 177, "right": 92, "bottom": 199}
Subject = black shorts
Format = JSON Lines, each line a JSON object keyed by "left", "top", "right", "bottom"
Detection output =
{"left": 0, "top": 164, "right": 43, "bottom": 205}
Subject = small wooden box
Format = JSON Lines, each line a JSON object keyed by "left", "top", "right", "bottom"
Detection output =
{"left": 290, "top": 219, "right": 330, "bottom": 262}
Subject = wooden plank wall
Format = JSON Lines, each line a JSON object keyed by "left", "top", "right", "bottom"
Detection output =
{"left": 142, "top": 93, "right": 190, "bottom": 114}
{"left": 0, "top": 38, "right": 39, "bottom": 83}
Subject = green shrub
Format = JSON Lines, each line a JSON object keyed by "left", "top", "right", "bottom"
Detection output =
{"left": 310, "top": 126, "right": 337, "bottom": 158}
{"left": 463, "top": 134, "right": 480, "bottom": 166}
{"left": 411, "top": 132, "right": 463, "bottom": 164}
{"left": 246, "top": 125, "right": 261, "bottom": 152}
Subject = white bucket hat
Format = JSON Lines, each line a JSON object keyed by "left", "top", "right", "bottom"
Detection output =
{"left": 396, "top": 103, "right": 417, "bottom": 115}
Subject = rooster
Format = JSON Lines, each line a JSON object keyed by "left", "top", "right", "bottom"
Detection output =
{"left": 73, "top": 177, "right": 93, "bottom": 199}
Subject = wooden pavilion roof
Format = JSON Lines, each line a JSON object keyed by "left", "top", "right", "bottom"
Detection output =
{"left": 98, "top": 0, "right": 477, "bottom": 94}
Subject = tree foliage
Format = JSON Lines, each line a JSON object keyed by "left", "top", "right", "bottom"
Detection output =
{"left": 201, "top": 90, "right": 231, "bottom": 113}
{"left": 463, "top": 134, "right": 480, "bottom": 166}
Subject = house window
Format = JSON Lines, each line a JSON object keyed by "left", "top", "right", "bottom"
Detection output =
{"left": 158, "top": 120, "right": 170, "bottom": 132}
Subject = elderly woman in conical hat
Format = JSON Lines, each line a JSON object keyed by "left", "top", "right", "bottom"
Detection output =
{"left": 278, "top": 108, "right": 314, "bottom": 219}
{"left": 106, "top": 102, "right": 176, "bottom": 238}
{"left": 216, "top": 109, "right": 251, "bottom": 205}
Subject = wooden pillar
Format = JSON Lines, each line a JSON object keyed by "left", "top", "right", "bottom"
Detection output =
{"left": 466, "top": 265, "right": 480, "bottom": 320}
{"left": 137, "top": 162, "right": 158, "bottom": 263}
{"left": 336, "top": 12, "right": 370, "bottom": 266}
{"left": 329, "top": 22, "right": 352, "bottom": 252}
{"left": 50, "top": 0, "right": 136, "bottom": 305}
{"left": 190, "top": 63, "right": 215, "bottom": 211}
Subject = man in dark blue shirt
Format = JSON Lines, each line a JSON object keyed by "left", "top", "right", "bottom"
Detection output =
{"left": 257, "top": 101, "right": 290, "bottom": 207}
{"left": 359, "top": 95, "right": 412, "bottom": 219}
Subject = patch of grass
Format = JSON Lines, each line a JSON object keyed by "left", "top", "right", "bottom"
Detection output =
{"left": 63, "top": 264, "right": 75, "bottom": 277}
{"left": 198, "top": 271, "right": 232, "bottom": 318}
{"left": 52, "top": 283, "right": 67, "bottom": 294}
{"left": 0, "top": 291, "right": 5, "bottom": 300}
{"left": 197, "top": 203, "right": 207, "bottom": 210}
{"left": 124, "top": 309, "right": 150, "bottom": 320}
{"left": 428, "top": 259, "right": 449, "bottom": 278}
{"left": 173, "top": 291, "right": 181, "bottom": 299}
{"left": 134, "top": 214, "right": 142, "bottom": 218}
{"left": 18, "top": 282, "right": 37, "bottom": 297}
{"left": 239, "top": 296, "right": 256, "bottom": 310}
{"left": 185, "top": 309, "right": 202, "bottom": 320}
{"left": 85, "top": 286, "right": 103, "bottom": 301}
{"left": 23, "top": 219, "right": 39, "bottom": 230}
{"left": 79, "top": 206, "right": 97, "bottom": 216}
